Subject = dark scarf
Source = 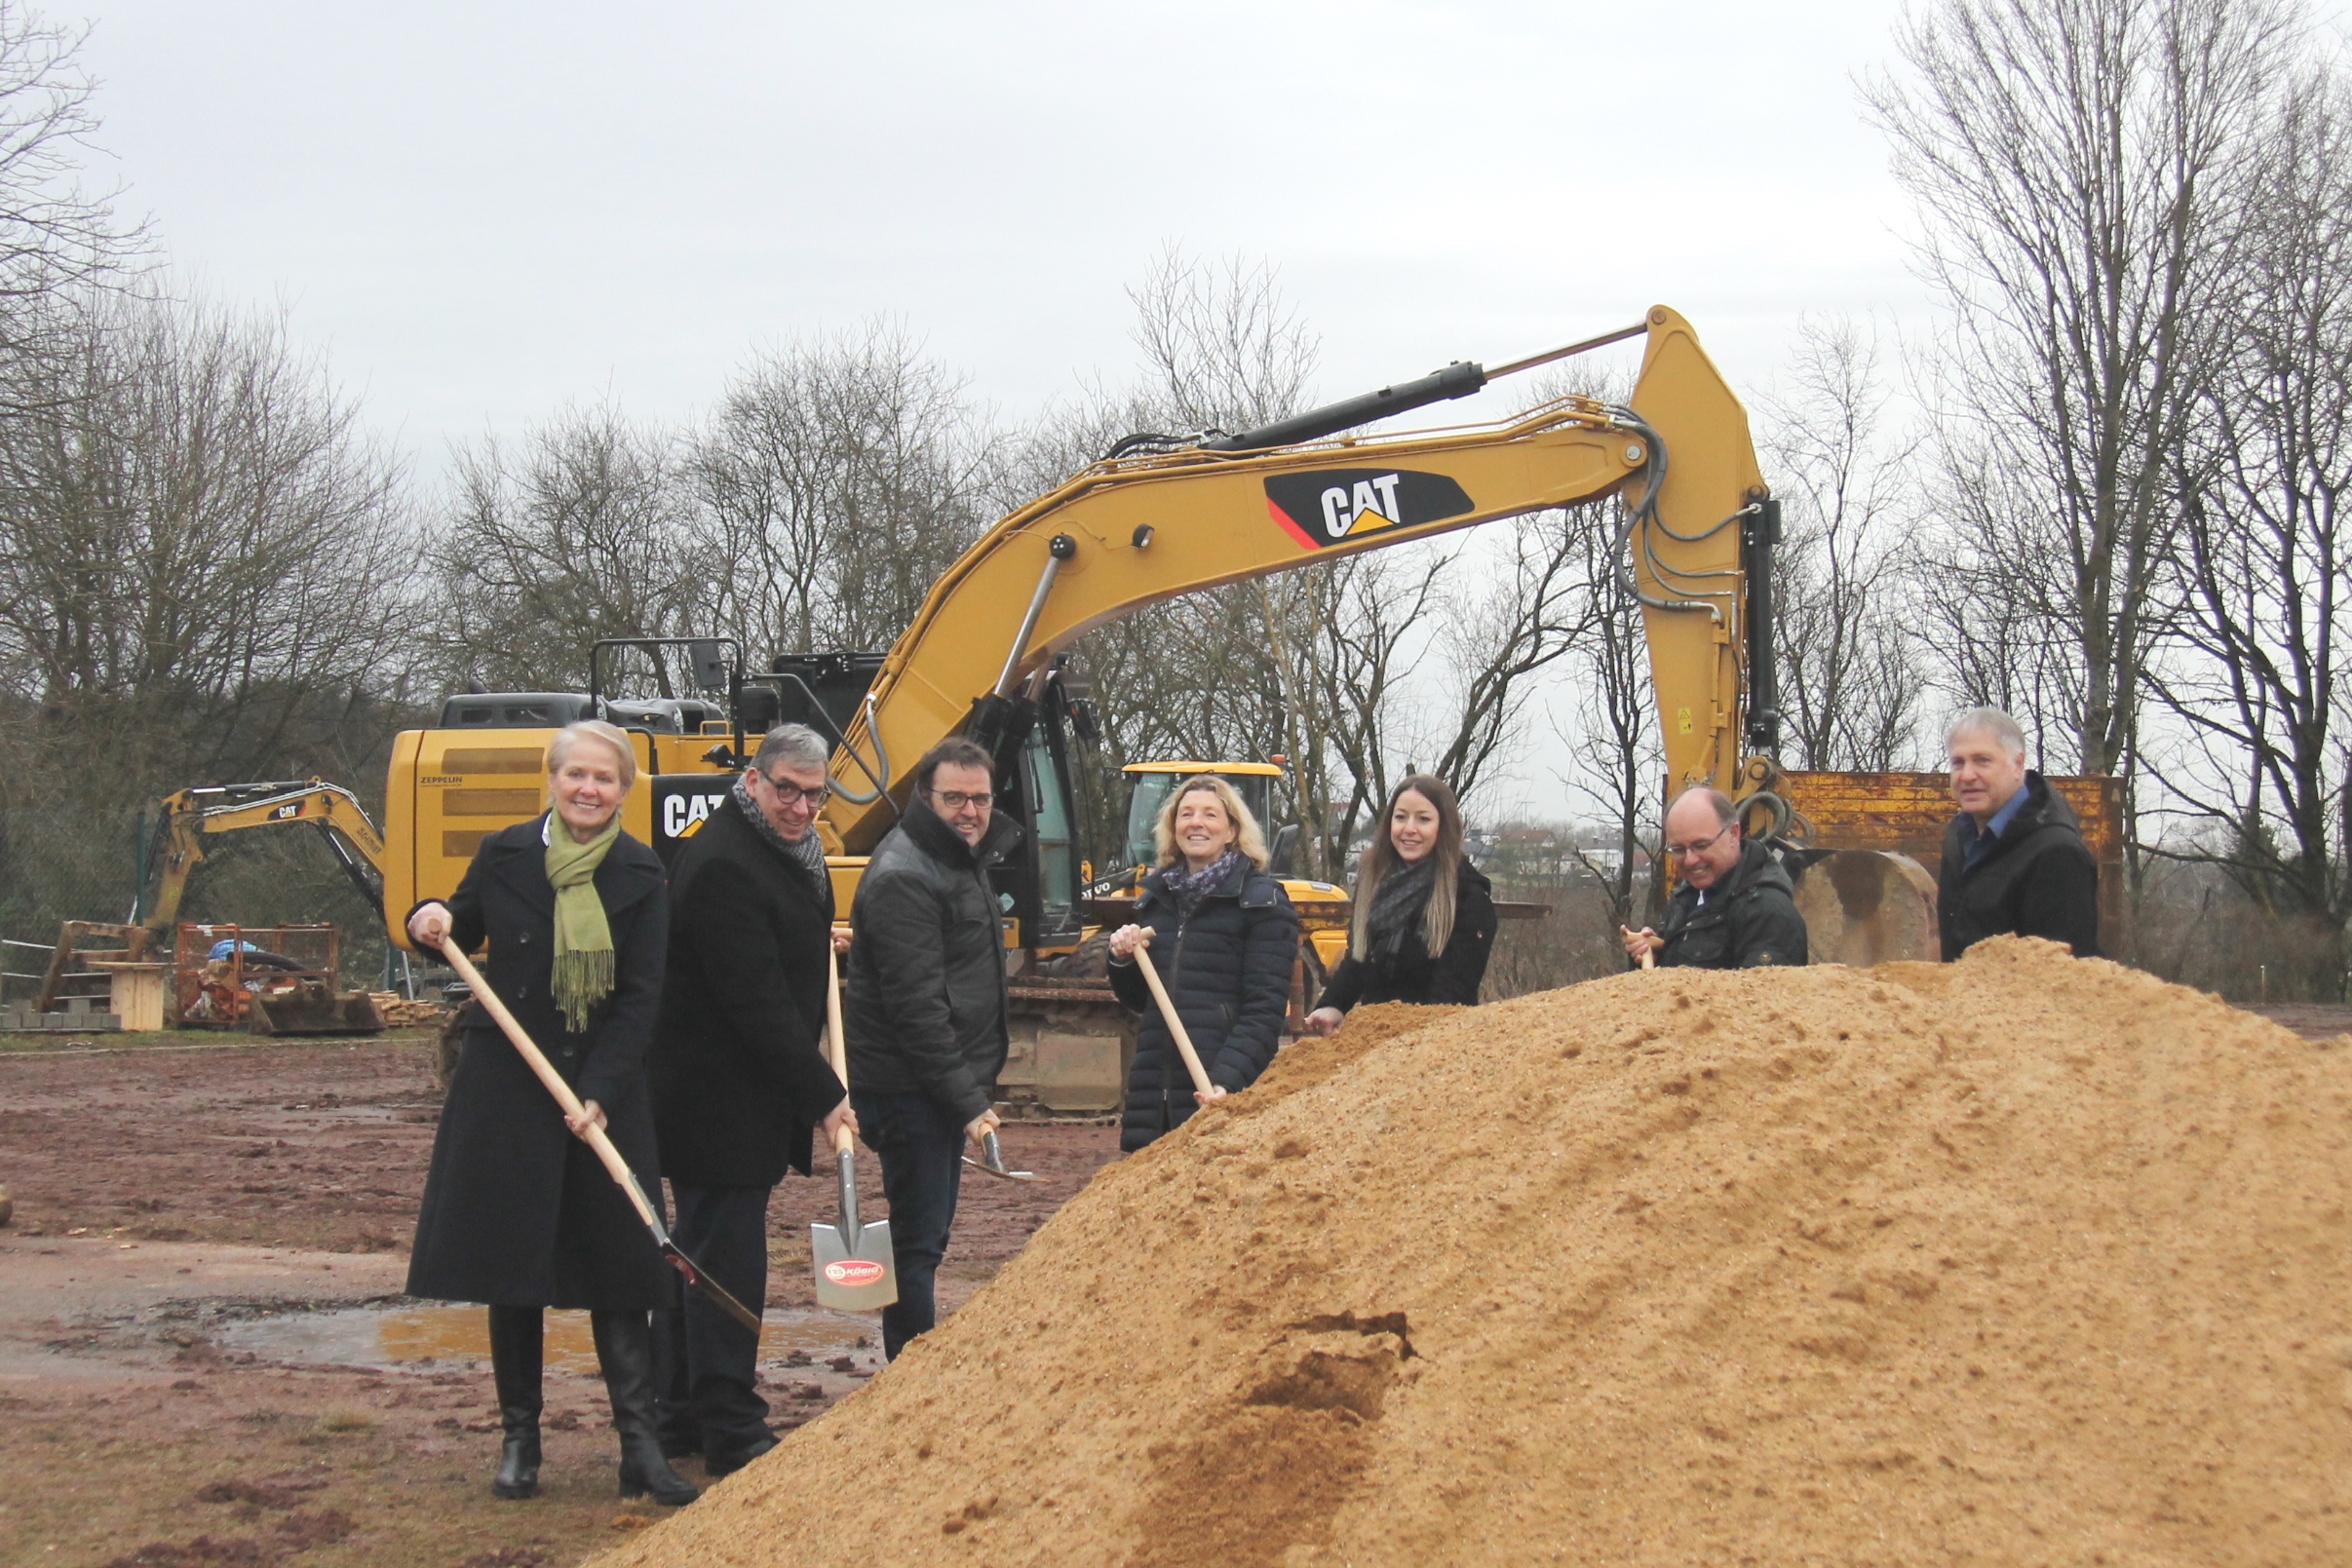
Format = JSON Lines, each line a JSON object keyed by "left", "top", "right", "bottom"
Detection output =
{"left": 1163, "top": 848, "right": 1244, "bottom": 919}
{"left": 1363, "top": 854, "right": 1438, "bottom": 961}
{"left": 731, "top": 774, "right": 829, "bottom": 896}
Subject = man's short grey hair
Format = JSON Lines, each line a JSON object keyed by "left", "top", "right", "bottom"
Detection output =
{"left": 1946, "top": 706, "right": 2028, "bottom": 761}
{"left": 752, "top": 722, "right": 830, "bottom": 775}
{"left": 1668, "top": 785, "right": 1740, "bottom": 829}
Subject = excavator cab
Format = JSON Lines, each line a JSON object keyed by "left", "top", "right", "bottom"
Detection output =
{"left": 1118, "top": 761, "right": 1281, "bottom": 874}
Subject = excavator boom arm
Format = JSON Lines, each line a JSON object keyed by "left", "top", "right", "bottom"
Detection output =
{"left": 143, "top": 780, "right": 389, "bottom": 931}
{"left": 823, "top": 305, "right": 1766, "bottom": 852}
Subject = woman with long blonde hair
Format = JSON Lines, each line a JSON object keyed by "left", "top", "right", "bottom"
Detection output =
{"left": 1104, "top": 775, "right": 1299, "bottom": 1150}
{"left": 1305, "top": 773, "right": 1494, "bottom": 1034}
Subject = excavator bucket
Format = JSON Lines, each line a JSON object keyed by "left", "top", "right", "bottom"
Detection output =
{"left": 1789, "top": 851, "right": 1939, "bottom": 967}
{"left": 251, "top": 980, "right": 385, "bottom": 1037}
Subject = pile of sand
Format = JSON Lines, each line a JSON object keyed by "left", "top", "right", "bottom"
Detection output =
{"left": 608, "top": 939, "right": 2352, "bottom": 1565}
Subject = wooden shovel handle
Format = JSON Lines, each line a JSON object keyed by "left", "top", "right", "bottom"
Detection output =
{"left": 825, "top": 943, "right": 854, "bottom": 1156}
{"left": 1131, "top": 940, "right": 1215, "bottom": 1099}
{"left": 438, "top": 940, "right": 660, "bottom": 1233}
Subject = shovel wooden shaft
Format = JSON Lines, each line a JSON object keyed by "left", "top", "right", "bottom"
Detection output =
{"left": 825, "top": 945, "right": 854, "bottom": 1156}
{"left": 438, "top": 942, "right": 654, "bottom": 1229}
{"left": 439, "top": 938, "right": 763, "bottom": 1333}
{"left": 1130, "top": 942, "right": 1215, "bottom": 1098}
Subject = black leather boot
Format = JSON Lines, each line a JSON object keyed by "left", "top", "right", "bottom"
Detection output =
{"left": 593, "top": 1309, "right": 699, "bottom": 1506}
{"left": 486, "top": 1305, "right": 543, "bottom": 1501}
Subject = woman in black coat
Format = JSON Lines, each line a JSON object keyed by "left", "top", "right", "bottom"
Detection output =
{"left": 1106, "top": 775, "right": 1299, "bottom": 1152}
{"left": 1306, "top": 773, "right": 1494, "bottom": 1034}
{"left": 405, "top": 720, "right": 694, "bottom": 1509}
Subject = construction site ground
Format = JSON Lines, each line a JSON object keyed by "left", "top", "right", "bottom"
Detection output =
{"left": 2, "top": 997, "right": 2344, "bottom": 1566}
{"left": 0, "top": 1029, "right": 1116, "bottom": 1568}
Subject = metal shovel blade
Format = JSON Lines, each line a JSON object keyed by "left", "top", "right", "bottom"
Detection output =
{"left": 962, "top": 1128, "right": 1039, "bottom": 1181}
{"left": 811, "top": 1218, "right": 897, "bottom": 1312}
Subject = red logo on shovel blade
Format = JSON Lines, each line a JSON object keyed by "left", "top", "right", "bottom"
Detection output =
{"left": 824, "top": 1259, "right": 886, "bottom": 1287}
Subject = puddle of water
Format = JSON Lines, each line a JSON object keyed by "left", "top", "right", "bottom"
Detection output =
{"left": 216, "top": 1302, "right": 873, "bottom": 1375}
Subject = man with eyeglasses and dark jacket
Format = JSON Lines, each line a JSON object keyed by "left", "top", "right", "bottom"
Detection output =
{"left": 1620, "top": 786, "right": 1808, "bottom": 970}
{"left": 841, "top": 737, "right": 1020, "bottom": 1359}
{"left": 648, "top": 723, "right": 852, "bottom": 1476}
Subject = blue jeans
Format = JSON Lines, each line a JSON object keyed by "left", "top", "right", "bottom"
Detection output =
{"left": 850, "top": 1090, "right": 965, "bottom": 1360}
{"left": 653, "top": 1182, "right": 772, "bottom": 1455}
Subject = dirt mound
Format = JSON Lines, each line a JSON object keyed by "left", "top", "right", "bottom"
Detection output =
{"left": 605, "top": 939, "right": 2352, "bottom": 1565}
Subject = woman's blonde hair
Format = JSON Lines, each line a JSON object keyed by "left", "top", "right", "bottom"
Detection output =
{"left": 1152, "top": 775, "right": 1270, "bottom": 870}
{"left": 1349, "top": 773, "right": 1465, "bottom": 961}
{"left": 545, "top": 719, "right": 638, "bottom": 793}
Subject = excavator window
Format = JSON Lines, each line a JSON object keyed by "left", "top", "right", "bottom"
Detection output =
{"left": 1023, "top": 726, "right": 1076, "bottom": 933}
{"left": 1121, "top": 772, "right": 1275, "bottom": 871}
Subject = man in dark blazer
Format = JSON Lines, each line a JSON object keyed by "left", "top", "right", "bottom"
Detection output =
{"left": 649, "top": 723, "right": 852, "bottom": 1475}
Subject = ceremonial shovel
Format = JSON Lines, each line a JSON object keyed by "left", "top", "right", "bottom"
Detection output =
{"left": 436, "top": 939, "right": 761, "bottom": 1334}
{"left": 811, "top": 950, "right": 898, "bottom": 1312}
{"left": 964, "top": 1128, "right": 1038, "bottom": 1182}
{"left": 1130, "top": 937, "right": 1218, "bottom": 1101}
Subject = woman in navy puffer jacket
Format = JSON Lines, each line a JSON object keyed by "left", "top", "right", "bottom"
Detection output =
{"left": 1105, "top": 776, "right": 1299, "bottom": 1152}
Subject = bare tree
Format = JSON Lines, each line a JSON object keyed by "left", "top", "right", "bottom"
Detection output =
{"left": 0, "top": 290, "right": 414, "bottom": 795}
{"left": 0, "top": 3, "right": 145, "bottom": 406}
{"left": 1556, "top": 494, "right": 1664, "bottom": 937}
{"left": 2140, "top": 61, "right": 2352, "bottom": 994}
{"left": 1869, "top": 0, "right": 2296, "bottom": 776}
{"left": 1758, "top": 317, "right": 1925, "bottom": 771}
{"left": 691, "top": 322, "right": 1009, "bottom": 659}
{"left": 435, "top": 403, "right": 700, "bottom": 693}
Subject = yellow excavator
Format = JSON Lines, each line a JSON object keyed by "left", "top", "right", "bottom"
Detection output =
{"left": 376, "top": 305, "right": 2117, "bottom": 1108}
{"left": 135, "top": 780, "right": 388, "bottom": 934}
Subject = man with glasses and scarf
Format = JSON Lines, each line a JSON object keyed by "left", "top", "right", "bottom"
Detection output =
{"left": 842, "top": 737, "right": 1020, "bottom": 1359}
{"left": 649, "top": 723, "right": 854, "bottom": 1475}
{"left": 1620, "top": 786, "right": 1808, "bottom": 971}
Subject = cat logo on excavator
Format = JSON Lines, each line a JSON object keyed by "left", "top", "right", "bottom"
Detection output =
{"left": 1263, "top": 468, "right": 1475, "bottom": 550}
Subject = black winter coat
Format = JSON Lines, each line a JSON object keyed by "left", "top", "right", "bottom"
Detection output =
{"left": 1655, "top": 836, "right": 1809, "bottom": 970}
{"left": 1938, "top": 772, "right": 2100, "bottom": 960}
{"left": 650, "top": 795, "right": 845, "bottom": 1189}
{"left": 1108, "top": 858, "right": 1299, "bottom": 1152}
{"left": 842, "top": 797, "right": 1019, "bottom": 1125}
{"left": 1316, "top": 860, "right": 1496, "bottom": 1013}
{"left": 407, "top": 816, "right": 671, "bottom": 1311}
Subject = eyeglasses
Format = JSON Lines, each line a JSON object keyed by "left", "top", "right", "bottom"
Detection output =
{"left": 1664, "top": 823, "right": 1735, "bottom": 859}
{"left": 755, "top": 772, "right": 829, "bottom": 809}
{"left": 931, "top": 788, "right": 994, "bottom": 811}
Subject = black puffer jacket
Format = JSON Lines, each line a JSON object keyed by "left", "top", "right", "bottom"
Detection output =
{"left": 1938, "top": 772, "right": 2100, "bottom": 960}
{"left": 1655, "top": 836, "right": 1809, "bottom": 970}
{"left": 1316, "top": 860, "right": 1497, "bottom": 1012}
{"left": 1107, "top": 857, "right": 1299, "bottom": 1152}
{"left": 842, "top": 796, "right": 1020, "bottom": 1125}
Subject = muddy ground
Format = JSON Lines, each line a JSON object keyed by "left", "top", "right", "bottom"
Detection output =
{"left": 0, "top": 1031, "right": 1115, "bottom": 1568}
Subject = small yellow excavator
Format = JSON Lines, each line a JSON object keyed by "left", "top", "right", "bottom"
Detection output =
{"left": 135, "top": 780, "right": 388, "bottom": 934}
{"left": 108, "top": 780, "right": 391, "bottom": 1033}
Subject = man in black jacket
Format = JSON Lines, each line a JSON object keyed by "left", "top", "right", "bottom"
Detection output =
{"left": 842, "top": 737, "right": 1019, "bottom": 1359}
{"left": 1938, "top": 708, "right": 2099, "bottom": 960}
{"left": 649, "top": 724, "right": 853, "bottom": 1474}
{"left": 1622, "top": 787, "right": 1808, "bottom": 969}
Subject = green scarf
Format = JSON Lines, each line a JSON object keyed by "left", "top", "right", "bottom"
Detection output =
{"left": 545, "top": 813, "right": 620, "bottom": 1032}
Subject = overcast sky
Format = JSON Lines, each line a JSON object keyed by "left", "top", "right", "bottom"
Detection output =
{"left": 76, "top": 0, "right": 1929, "bottom": 456}
{"left": 72, "top": 1, "right": 1942, "bottom": 812}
